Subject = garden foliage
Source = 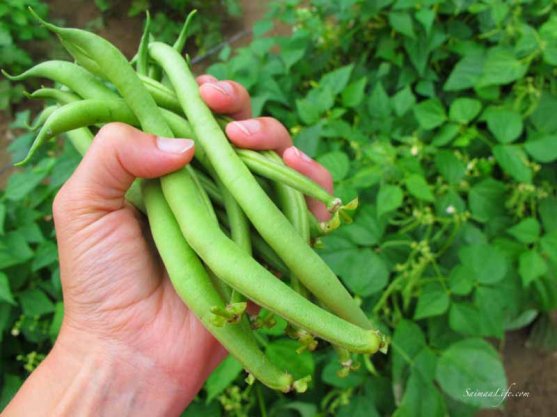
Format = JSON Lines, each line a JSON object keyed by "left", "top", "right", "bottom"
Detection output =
{"left": 95, "top": 0, "right": 242, "bottom": 55}
{"left": 1, "top": 0, "right": 557, "bottom": 416}
{"left": 0, "top": 0, "right": 49, "bottom": 108}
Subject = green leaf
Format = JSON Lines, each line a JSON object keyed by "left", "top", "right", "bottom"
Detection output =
{"left": 0, "top": 272, "right": 16, "bottom": 305}
{"left": 377, "top": 184, "right": 404, "bottom": 217}
{"left": 266, "top": 339, "right": 314, "bottom": 380}
{"left": 449, "top": 98, "right": 482, "bottom": 124}
{"left": 444, "top": 52, "right": 485, "bottom": 91}
{"left": 342, "top": 249, "right": 389, "bottom": 296}
{"left": 435, "top": 151, "right": 465, "bottom": 184}
{"left": 449, "top": 265, "right": 475, "bottom": 296}
{"left": 388, "top": 11, "right": 415, "bottom": 38}
{"left": 18, "top": 289, "right": 55, "bottom": 316}
{"left": 317, "top": 151, "right": 350, "bottom": 181}
{"left": 31, "top": 241, "right": 58, "bottom": 271}
{"left": 279, "top": 32, "right": 308, "bottom": 70}
{"left": 507, "top": 218, "right": 540, "bottom": 243}
{"left": 0, "top": 231, "right": 33, "bottom": 269}
{"left": 435, "top": 338, "right": 507, "bottom": 408}
{"left": 459, "top": 244, "right": 508, "bottom": 284}
{"left": 531, "top": 93, "right": 557, "bottom": 133}
{"left": 541, "top": 231, "right": 557, "bottom": 266}
{"left": 205, "top": 356, "right": 243, "bottom": 402}
{"left": 476, "top": 47, "right": 527, "bottom": 88}
{"left": 4, "top": 169, "right": 48, "bottom": 201}
{"left": 540, "top": 15, "right": 557, "bottom": 65}
{"left": 485, "top": 109, "right": 523, "bottom": 143}
{"left": 393, "top": 372, "right": 446, "bottom": 417}
{"left": 519, "top": 250, "right": 547, "bottom": 286}
{"left": 414, "top": 99, "right": 446, "bottom": 130}
{"left": 415, "top": 8, "right": 436, "bottom": 34}
{"left": 337, "top": 395, "right": 380, "bottom": 417}
{"left": 524, "top": 134, "right": 557, "bottom": 163}
{"left": 392, "top": 86, "right": 416, "bottom": 117}
{"left": 449, "top": 303, "right": 483, "bottom": 336}
{"left": 320, "top": 64, "right": 354, "bottom": 95}
{"left": 341, "top": 77, "right": 367, "bottom": 108}
{"left": 475, "top": 286, "right": 507, "bottom": 338}
{"left": 468, "top": 179, "right": 506, "bottom": 222}
{"left": 431, "top": 123, "right": 460, "bottom": 147}
{"left": 296, "top": 97, "right": 321, "bottom": 125}
{"left": 280, "top": 402, "right": 319, "bottom": 417}
{"left": 493, "top": 144, "right": 532, "bottom": 183}
{"left": 180, "top": 400, "right": 221, "bottom": 417}
{"left": 414, "top": 283, "right": 450, "bottom": 320}
{"left": 341, "top": 207, "right": 385, "bottom": 245}
{"left": 540, "top": 198, "right": 557, "bottom": 233}
{"left": 392, "top": 320, "right": 426, "bottom": 385}
{"left": 49, "top": 302, "right": 64, "bottom": 343}
{"left": 0, "top": 374, "right": 23, "bottom": 411}
{"left": 368, "top": 82, "right": 391, "bottom": 119}
{"left": 404, "top": 174, "right": 435, "bottom": 202}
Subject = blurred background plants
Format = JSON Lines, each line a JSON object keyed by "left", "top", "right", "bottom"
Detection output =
{"left": 0, "top": 0, "right": 49, "bottom": 108}
{"left": 94, "top": 0, "right": 242, "bottom": 55}
{"left": 1, "top": 0, "right": 557, "bottom": 416}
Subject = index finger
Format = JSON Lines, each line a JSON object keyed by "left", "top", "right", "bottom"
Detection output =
{"left": 196, "top": 75, "right": 252, "bottom": 120}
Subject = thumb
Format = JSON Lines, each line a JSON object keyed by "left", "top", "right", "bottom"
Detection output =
{"left": 53, "top": 123, "right": 195, "bottom": 226}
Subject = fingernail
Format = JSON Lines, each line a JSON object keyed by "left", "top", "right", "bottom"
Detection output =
{"left": 291, "top": 146, "right": 312, "bottom": 162}
{"left": 156, "top": 137, "right": 194, "bottom": 154}
{"left": 230, "top": 120, "right": 261, "bottom": 136}
{"left": 206, "top": 81, "right": 234, "bottom": 96}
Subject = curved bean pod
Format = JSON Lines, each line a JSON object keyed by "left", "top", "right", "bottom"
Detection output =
{"left": 149, "top": 42, "right": 372, "bottom": 330}
{"left": 143, "top": 180, "right": 295, "bottom": 392}
{"left": 2, "top": 60, "right": 117, "bottom": 101}
{"left": 161, "top": 169, "right": 382, "bottom": 354}
{"left": 240, "top": 149, "right": 341, "bottom": 211}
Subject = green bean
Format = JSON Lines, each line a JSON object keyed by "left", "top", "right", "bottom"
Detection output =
{"left": 263, "top": 151, "right": 309, "bottom": 295}
{"left": 250, "top": 233, "right": 289, "bottom": 277}
{"left": 218, "top": 177, "right": 252, "bottom": 304}
{"left": 196, "top": 171, "right": 223, "bottom": 205}
{"left": 2, "top": 61, "right": 117, "bottom": 101}
{"left": 149, "top": 41, "right": 372, "bottom": 330}
{"left": 139, "top": 74, "right": 183, "bottom": 114}
{"left": 161, "top": 168, "right": 381, "bottom": 353}
{"left": 27, "top": 88, "right": 80, "bottom": 105}
{"left": 63, "top": 127, "right": 93, "bottom": 159}
{"left": 143, "top": 181, "right": 295, "bottom": 392}
{"left": 173, "top": 10, "right": 197, "bottom": 52}
{"left": 239, "top": 149, "right": 341, "bottom": 211}
{"left": 136, "top": 12, "right": 152, "bottom": 76}
{"left": 34, "top": 15, "right": 311, "bottom": 390}
{"left": 15, "top": 99, "right": 137, "bottom": 166}
{"left": 26, "top": 105, "right": 58, "bottom": 131}
{"left": 215, "top": 208, "right": 290, "bottom": 277}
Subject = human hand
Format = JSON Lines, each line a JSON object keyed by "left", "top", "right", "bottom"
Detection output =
{"left": 4, "top": 76, "right": 333, "bottom": 417}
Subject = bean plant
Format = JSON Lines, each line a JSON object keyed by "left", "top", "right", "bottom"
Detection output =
{"left": 1, "top": 1, "right": 557, "bottom": 416}
{"left": 0, "top": 0, "right": 49, "bottom": 108}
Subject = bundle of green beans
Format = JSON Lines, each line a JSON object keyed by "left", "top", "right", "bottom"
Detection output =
{"left": 4, "top": 10, "right": 387, "bottom": 393}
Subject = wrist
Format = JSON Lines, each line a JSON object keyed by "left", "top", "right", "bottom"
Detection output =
{"left": 4, "top": 325, "right": 191, "bottom": 417}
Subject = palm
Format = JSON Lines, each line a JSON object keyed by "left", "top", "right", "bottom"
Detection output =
{"left": 58, "top": 205, "right": 224, "bottom": 388}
